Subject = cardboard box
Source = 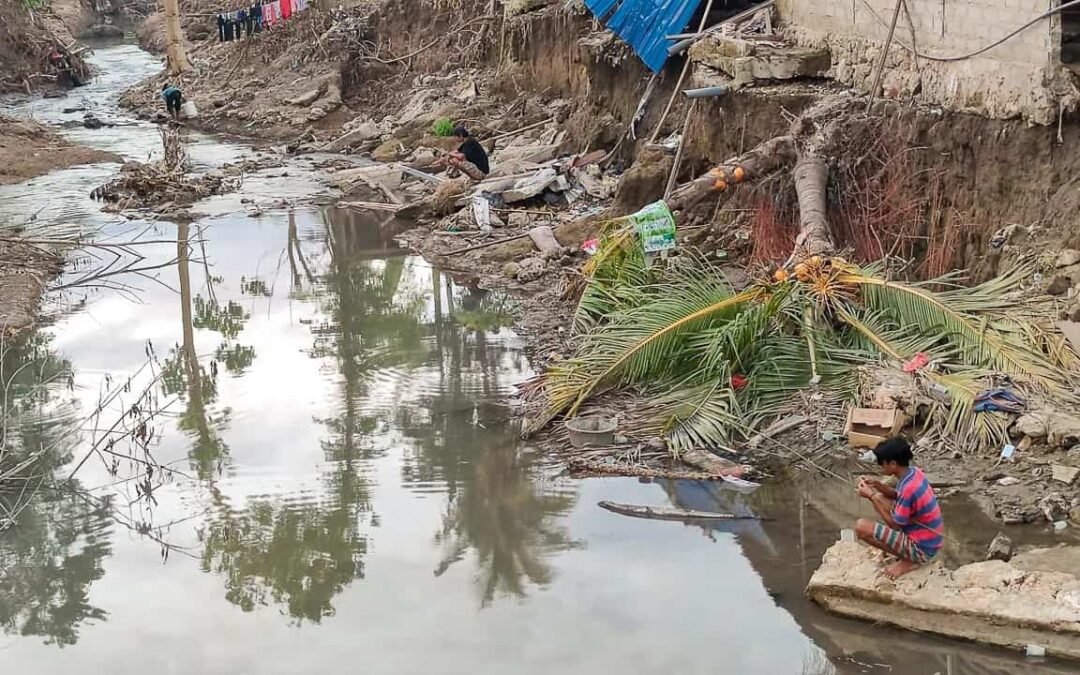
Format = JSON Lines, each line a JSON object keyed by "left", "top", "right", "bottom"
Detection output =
{"left": 845, "top": 407, "right": 905, "bottom": 449}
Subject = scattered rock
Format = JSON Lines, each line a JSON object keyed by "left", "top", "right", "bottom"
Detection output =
{"left": 508, "top": 211, "right": 531, "bottom": 228}
{"left": 1047, "top": 274, "right": 1072, "bottom": 296}
{"left": 82, "top": 113, "right": 107, "bottom": 129}
{"left": 1052, "top": 464, "right": 1080, "bottom": 485}
{"left": 502, "top": 261, "right": 520, "bottom": 279}
{"left": 1013, "top": 410, "right": 1080, "bottom": 446}
{"left": 516, "top": 257, "right": 546, "bottom": 282}
{"left": 985, "top": 533, "right": 1013, "bottom": 562}
{"left": 1057, "top": 249, "right": 1080, "bottom": 268}
{"left": 372, "top": 138, "right": 406, "bottom": 162}
{"left": 1039, "top": 492, "right": 1071, "bottom": 522}
{"left": 287, "top": 85, "right": 326, "bottom": 107}
{"left": 997, "top": 476, "right": 1021, "bottom": 486}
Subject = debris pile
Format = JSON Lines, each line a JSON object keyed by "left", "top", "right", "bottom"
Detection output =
{"left": 90, "top": 128, "right": 258, "bottom": 216}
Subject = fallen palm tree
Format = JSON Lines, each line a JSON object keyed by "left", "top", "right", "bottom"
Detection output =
{"left": 525, "top": 98, "right": 1080, "bottom": 456}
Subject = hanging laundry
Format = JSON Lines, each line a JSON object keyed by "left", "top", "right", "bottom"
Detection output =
{"left": 262, "top": 1, "right": 275, "bottom": 27}
{"left": 251, "top": 4, "right": 262, "bottom": 32}
{"left": 272, "top": 0, "right": 282, "bottom": 23}
{"left": 281, "top": 0, "right": 292, "bottom": 20}
{"left": 237, "top": 8, "right": 249, "bottom": 38}
{"left": 217, "top": 13, "right": 226, "bottom": 42}
{"left": 293, "top": 0, "right": 306, "bottom": 11}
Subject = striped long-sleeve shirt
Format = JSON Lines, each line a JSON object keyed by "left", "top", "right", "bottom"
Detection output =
{"left": 893, "top": 467, "right": 943, "bottom": 557}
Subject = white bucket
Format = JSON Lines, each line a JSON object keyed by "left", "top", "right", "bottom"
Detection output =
{"left": 180, "top": 101, "right": 199, "bottom": 119}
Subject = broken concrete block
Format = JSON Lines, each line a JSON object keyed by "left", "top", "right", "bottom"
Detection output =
{"left": 1058, "top": 250, "right": 1080, "bottom": 268}
{"left": 808, "top": 541, "right": 1080, "bottom": 659}
{"left": 690, "top": 36, "right": 830, "bottom": 87}
{"left": 503, "top": 168, "right": 558, "bottom": 203}
{"left": 324, "top": 121, "right": 382, "bottom": 152}
{"left": 1052, "top": 464, "right": 1080, "bottom": 485}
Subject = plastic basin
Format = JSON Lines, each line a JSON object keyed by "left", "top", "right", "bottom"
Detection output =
{"left": 565, "top": 416, "right": 617, "bottom": 448}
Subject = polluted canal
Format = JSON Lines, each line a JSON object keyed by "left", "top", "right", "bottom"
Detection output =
{"left": 0, "top": 42, "right": 1074, "bottom": 675}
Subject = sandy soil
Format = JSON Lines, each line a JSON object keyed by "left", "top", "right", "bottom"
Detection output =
{"left": 0, "top": 114, "right": 120, "bottom": 185}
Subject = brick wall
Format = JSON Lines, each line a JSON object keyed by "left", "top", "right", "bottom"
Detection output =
{"left": 778, "top": 0, "right": 1057, "bottom": 68}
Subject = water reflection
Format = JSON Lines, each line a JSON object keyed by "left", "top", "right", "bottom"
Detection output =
{"left": 0, "top": 333, "right": 111, "bottom": 646}
{"left": 0, "top": 490, "right": 111, "bottom": 646}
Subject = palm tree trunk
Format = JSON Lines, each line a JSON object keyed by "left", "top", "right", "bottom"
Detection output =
{"left": 163, "top": 0, "right": 190, "bottom": 75}
{"left": 792, "top": 156, "right": 835, "bottom": 256}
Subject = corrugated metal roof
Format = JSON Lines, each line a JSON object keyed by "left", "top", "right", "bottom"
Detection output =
{"left": 584, "top": 0, "right": 704, "bottom": 72}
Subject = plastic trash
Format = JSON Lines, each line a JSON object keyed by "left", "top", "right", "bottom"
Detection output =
{"left": 1054, "top": 520, "right": 1069, "bottom": 532}
{"left": 1026, "top": 644, "right": 1047, "bottom": 657}
{"left": 180, "top": 101, "right": 199, "bottom": 119}
{"left": 840, "top": 528, "right": 855, "bottom": 542}
{"left": 1000, "top": 444, "right": 1015, "bottom": 461}
{"left": 861, "top": 449, "right": 876, "bottom": 462}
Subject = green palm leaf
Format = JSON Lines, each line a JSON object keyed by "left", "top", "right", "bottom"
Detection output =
{"left": 842, "top": 273, "right": 1065, "bottom": 390}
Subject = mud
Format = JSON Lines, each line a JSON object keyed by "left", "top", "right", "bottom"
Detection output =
{"left": 0, "top": 114, "right": 120, "bottom": 185}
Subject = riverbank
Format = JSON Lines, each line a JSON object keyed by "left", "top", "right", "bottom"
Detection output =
{"left": 0, "top": 114, "right": 120, "bottom": 334}
{"left": 0, "top": 114, "right": 119, "bottom": 186}
{"left": 1, "top": 35, "right": 1079, "bottom": 673}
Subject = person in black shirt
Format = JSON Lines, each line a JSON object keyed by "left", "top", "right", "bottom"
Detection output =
{"left": 437, "top": 125, "right": 490, "bottom": 180}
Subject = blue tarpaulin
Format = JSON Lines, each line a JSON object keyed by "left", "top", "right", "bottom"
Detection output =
{"left": 584, "top": 0, "right": 705, "bottom": 73}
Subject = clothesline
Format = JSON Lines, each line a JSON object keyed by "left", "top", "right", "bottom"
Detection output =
{"left": 215, "top": 0, "right": 309, "bottom": 43}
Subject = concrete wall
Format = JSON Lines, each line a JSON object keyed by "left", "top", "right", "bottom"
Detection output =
{"left": 776, "top": 0, "right": 1070, "bottom": 124}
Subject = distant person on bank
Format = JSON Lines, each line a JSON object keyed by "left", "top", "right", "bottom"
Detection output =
{"left": 854, "top": 437, "right": 944, "bottom": 579}
{"left": 435, "top": 126, "right": 489, "bottom": 181}
{"left": 162, "top": 84, "right": 183, "bottom": 121}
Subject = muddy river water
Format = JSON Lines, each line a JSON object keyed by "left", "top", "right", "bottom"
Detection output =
{"left": 0, "top": 42, "right": 1076, "bottom": 675}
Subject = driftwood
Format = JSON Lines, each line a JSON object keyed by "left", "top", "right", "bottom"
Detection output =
{"left": 746, "top": 414, "right": 809, "bottom": 449}
{"left": 598, "top": 501, "right": 770, "bottom": 521}
{"left": 679, "top": 447, "right": 747, "bottom": 477}
{"left": 443, "top": 231, "right": 532, "bottom": 256}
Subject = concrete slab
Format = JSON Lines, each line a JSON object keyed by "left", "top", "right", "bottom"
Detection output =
{"left": 807, "top": 541, "right": 1080, "bottom": 660}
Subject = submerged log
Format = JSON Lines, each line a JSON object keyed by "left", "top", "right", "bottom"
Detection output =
{"left": 598, "top": 500, "right": 769, "bottom": 521}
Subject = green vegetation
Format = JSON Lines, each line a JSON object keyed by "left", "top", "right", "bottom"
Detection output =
{"left": 431, "top": 118, "right": 455, "bottom": 137}
{"left": 530, "top": 225, "right": 1079, "bottom": 453}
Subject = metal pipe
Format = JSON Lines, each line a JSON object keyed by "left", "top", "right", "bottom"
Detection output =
{"left": 668, "top": 37, "right": 695, "bottom": 56}
{"left": 683, "top": 85, "right": 729, "bottom": 99}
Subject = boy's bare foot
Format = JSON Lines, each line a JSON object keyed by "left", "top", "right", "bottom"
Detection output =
{"left": 884, "top": 559, "right": 919, "bottom": 579}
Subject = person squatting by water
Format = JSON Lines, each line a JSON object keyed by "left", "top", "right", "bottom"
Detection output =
{"left": 435, "top": 126, "right": 490, "bottom": 181}
{"left": 854, "top": 437, "right": 944, "bottom": 580}
{"left": 162, "top": 84, "right": 183, "bottom": 121}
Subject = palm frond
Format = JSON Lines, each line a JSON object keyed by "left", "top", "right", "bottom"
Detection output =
{"left": 837, "top": 306, "right": 1007, "bottom": 449}
{"left": 538, "top": 285, "right": 765, "bottom": 422}
{"left": 842, "top": 273, "right": 1065, "bottom": 390}
{"left": 651, "top": 379, "right": 743, "bottom": 453}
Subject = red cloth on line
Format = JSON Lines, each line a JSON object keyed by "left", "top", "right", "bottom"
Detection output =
{"left": 281, "top": 0, "right": 292, "bottom": 19}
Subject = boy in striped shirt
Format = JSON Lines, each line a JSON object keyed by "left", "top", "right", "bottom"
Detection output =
{"left": 855, "top": 437, "right": 944, "bottom": 579}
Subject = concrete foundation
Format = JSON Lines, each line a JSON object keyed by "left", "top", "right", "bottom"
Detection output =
{"left": 774, "top": 0, "right": 1078, "bottom": 124}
